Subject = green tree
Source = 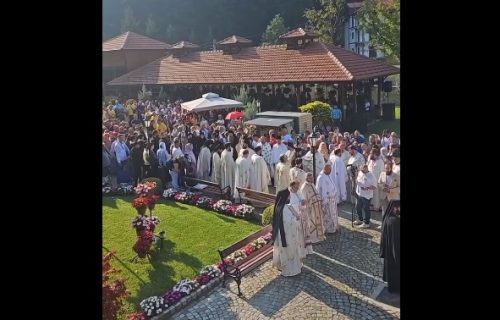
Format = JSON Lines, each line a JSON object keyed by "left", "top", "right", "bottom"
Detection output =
{"left": 299, "top": 101, "right": 332, "bottom": 125}
{"left": 304, "top": 0, "right": 346, "bottom": 45}
{"left": 358, "top": 0, "right": 400, "bottom": 61}
{"left": 261, "top": 13, "right": 288, "bottom": 45}
{"left": 145, "top": 14, "right": 159, "bottom": 38}
{"left": 261, "top": 14, "right": 288, "bottom": 45}
{"left": 121, "top": 6, "right": 140, "bottom": 33}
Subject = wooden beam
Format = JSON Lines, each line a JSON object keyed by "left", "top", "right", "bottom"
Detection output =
{"left": 353, "top": 81, "right": 358, "bottom": 113}
{"left": 377, "top": 77, "right": 382, "bottom": 118}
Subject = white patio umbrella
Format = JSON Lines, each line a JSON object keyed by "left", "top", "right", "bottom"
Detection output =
{"left": 181, "top": 92, "right": 243, "bottom": 112}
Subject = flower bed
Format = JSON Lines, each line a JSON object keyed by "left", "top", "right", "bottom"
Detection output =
{"left": 102, "top": 183, "right": 134, "bottom": 196}
{"left": 129, "top": 232, "right": 273, "bottom": 319}
{"left": 162, "top": 189, "right": 255, "bottom": 219}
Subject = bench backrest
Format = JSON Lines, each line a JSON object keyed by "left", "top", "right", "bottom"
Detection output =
{"left": 236, "top": 187, "right": 276, "bottom": 205}
{"left": 219, "top": 225, "right": 272, "bottom": 259}
{"left": 184, "top": 176, "right": 219, "bottom": 188}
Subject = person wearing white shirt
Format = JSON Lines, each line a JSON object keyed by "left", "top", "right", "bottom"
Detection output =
{"left": 354, "top": 164, "right": 377, "bottom": 228}
{"left": 112, "top": 134, "right": 130, "bottom": 165}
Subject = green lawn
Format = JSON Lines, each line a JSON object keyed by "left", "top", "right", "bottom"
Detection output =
{"left": 103, "top": 196, "right": 262, "bottom": 318}
{"left": 367, "top": 107, "right": 400, "bottom": 136}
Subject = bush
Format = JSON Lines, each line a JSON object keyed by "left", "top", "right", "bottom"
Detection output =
{"left": 299, "top": 100, "right": 332, "bottom": 125}
{"left": 261, "top": 205, "right": 275, "bottom": 226}
{"left": 141, "top": 177, "right": 163, "bottom": 195}
{"left": 103, "top": 252, "right": 129, "bottom": 320}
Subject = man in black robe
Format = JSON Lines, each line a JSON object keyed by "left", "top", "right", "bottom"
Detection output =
{"left": 272, "top": 188, "right": 291, "bottom": 247}
{"left": 380, "top": 200, "right": 400, "bottom": 293}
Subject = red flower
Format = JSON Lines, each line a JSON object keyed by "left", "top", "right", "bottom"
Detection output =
{"left": 133, "top": 230, "right": 155, "bottom": 257}
{"left": 127, "top": 312, "right": 147, "bottom": 320}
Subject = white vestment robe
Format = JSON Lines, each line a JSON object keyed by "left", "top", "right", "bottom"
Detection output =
{"left": 234, "top": 156, "right": 252, "bottom": 201}
{"left": 250, "top": 154, "right": 271, "bottom": 193}
{"left": 196, "top": 146, "right": 212, "bottom": 181}
{"left": 316, "top": 171, "right": 339, "bottom": 233}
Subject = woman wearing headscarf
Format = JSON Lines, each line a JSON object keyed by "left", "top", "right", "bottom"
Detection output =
{"left": 184, "top": 143, "right": 197, "bottom": 177}
{"left": 318, "top": 142, "right": 330, "bottom": 162}
{"left": 157, "top": 141, "right": 171, "bottom": 187}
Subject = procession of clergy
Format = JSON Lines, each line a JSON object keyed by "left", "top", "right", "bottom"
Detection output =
{"left": 196, "top": 130, "right": 400, "bottom": 277}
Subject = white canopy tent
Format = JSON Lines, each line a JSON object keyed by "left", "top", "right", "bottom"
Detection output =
{"left": 180, "top": 92, "right": 243, "bottom": 112}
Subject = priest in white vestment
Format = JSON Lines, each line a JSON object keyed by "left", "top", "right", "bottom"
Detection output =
{"left": 271, "top": 136, "right": 288, "bottom": 183}
{"left": 330, "top": 148, "right": 348, "bottom": 203}
{"left": 272, "top": 184, "right": 304, "bottom": 277}
{"left": 301, "top": 172, "right": 325, "bottom": 243}
{"left": 289, "top": 158, "right": 307, "bottom": 188}
{"left": 234, "top": 149, "right": 252, "bottom": 202}
{"left": 275, "top": 154, "right": 291, "bottom": 194}
{"left": 249, "top": 146, "right": 271, "bottom": 193}
{"left": 316, "top": 161, "right": 339, "bottom": 233}
{"left": 289, "top": 180, "right": 313, "bottom": 255}
{"left": 367, "top": 149, "right": 384, "bottom": 211}
{"left": 196, "top": 141, "right": 212, "bottom": 180}
{"left": 220, "top": 143, "right": 236, "bottom": 197}
{"left": 211, "top": 144, "right": 224, "bottom": 186}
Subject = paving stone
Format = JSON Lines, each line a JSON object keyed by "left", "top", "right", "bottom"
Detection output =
{"left": 171, "top": 204, "right": 400, "bottom": 320}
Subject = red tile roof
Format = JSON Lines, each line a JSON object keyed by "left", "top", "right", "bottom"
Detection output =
{"left": 103, "top": 31, "right": 171, "bottom": 51}
{"left": 218, "top": 35, "right": 253, "bottom": 45}
{"left": 280, "top": 28, "right": 319, "bottom": 39}
{"left": 169, "top": 41, "right": 200, "bottom": 49}
{"left": 107, "top": 42, "right": 399, "bottom": 86}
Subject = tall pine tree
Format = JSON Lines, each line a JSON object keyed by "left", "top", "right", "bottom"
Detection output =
{"left": 261, "top": 14, "right": 288, "bottom": 45}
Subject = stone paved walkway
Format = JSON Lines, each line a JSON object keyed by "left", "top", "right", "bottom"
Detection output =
{"left": 173, "top": 203, "right": 400, "bottom": 320}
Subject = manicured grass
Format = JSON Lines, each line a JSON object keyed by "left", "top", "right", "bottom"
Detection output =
{"left": 103, "top": 196, "right": 262, "bottom": 318}
{"left": 367, "top": 107, "right": 400, "bottom": 136}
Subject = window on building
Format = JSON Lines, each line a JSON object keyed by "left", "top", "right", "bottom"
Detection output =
{"left": 351, "top": 32, "right": 354, "bottom": 40}
{"left": 351, "top": 16, "right": 354, "bottom": 27}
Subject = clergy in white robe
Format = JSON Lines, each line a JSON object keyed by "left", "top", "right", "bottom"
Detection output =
{"left": 301, "top": 173, "right": 326, "bottom": 243}
{"left": 302, "top": 150, "right": 325, "bottom": 180}
{"left": 234, "top": 150, "right": 252, "bottom": 202}
{"left": 316, "top": 162, "right": 339, "bottom": 233}
{"left": 249, "top": 146, "right": 271, "bottom": 193}
{"left": 271, "top": 137, "right": 288, "bottom": 180}
{"left": 272, "top": 187, "right": 303, "bottom": 277}
{"left": 284, "top": 143, "right": 296, "bottom": 167}
{"left": 220, "top": 143, "right": 236, "bottom": 197}
{"left": 196, "top": 142, "right": 212, "bottom": 181}
{"left": 275, "top": 154, "right": 291, "bottom": 194}
{"left": 367, "top": 150, "right": 384, "bottom": 210}
{"left": 329, "top": 148, "right": 348, "bottom": 203}
{"left": 211, "top": 144, "right": 224, "bottom": 186}
{"left": 289, "top": 180, "right": 313, "bottom": 255}
{"left": 289, "top": 159, "right": 307, "bottom": 188}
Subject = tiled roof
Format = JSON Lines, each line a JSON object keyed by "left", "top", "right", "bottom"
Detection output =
{"left": 169, "top": 41, "right": 200, "bottom": 49}
{"left": 218, "top": 35, "right": 253, "bottom": 45}
{"left": 280, "top": 28, "right": 319, "bottom": 39}
{"left": 107, "top": 42, "right": 399, "bottom": 86}
{"left": 102, "top": 31, "right": 171, "bottom": 51}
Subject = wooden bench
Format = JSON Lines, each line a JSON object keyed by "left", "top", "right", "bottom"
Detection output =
{"left": 235, "top": 187, "right": 276, "bottom": 207}
{"left": 184, "top": 177, "right": 231, "bottom": 200}
{"left": 217, "top": 225, "right": 273, "bottom": 296}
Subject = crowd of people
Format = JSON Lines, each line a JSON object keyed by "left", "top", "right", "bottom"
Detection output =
{"left": 102, "top": 97, "right": 400, "bottom": 279}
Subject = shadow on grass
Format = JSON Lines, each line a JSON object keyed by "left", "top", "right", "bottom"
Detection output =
{"left": 128, "top": 239, "right": 205, "bottom": 310}
{"left": 102, "top": 195, "right": 134, "bottom": 209}
{"left": 161, "top": 200, "right": 188, "bottom": 210}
